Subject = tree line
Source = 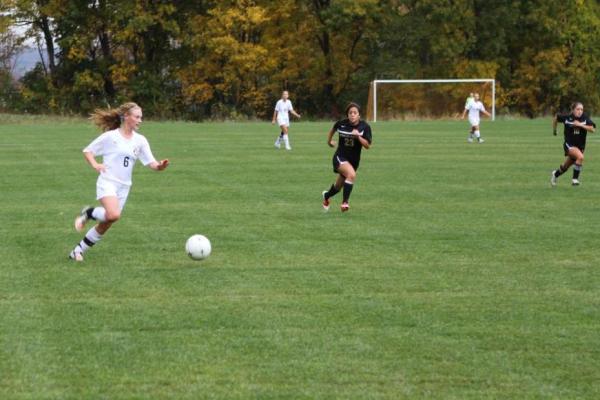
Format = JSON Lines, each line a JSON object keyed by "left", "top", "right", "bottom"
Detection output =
{"left": 1, "top": 0, "right": 599, "bottom": 119}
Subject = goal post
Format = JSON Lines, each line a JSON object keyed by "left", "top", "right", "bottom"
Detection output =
{"left": 368, "top": 79, "right": 496, "bottom": 122}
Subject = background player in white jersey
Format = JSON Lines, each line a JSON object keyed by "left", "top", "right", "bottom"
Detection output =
{"left": 272, "top": 90, "right": 301, "bottom": 150}
{"left": 465, "top": 92, "right": 475, "bottom": 109}
{"left": 69, "top": 102, "right": 169, "bottom": 261}
{"left": 461, "top": 92, "right": 491, "bottom": 143}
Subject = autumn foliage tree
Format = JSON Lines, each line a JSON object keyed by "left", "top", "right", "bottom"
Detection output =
{"left": 3, "top": 0, "right": 600, "bottom": 118}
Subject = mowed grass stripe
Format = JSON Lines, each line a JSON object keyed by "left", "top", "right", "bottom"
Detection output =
{"left": 1, "top": 118, "right": 600, "bottom": 399}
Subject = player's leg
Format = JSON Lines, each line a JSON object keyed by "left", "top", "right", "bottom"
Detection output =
{"left": 467, "top": 125, "right": 475, "bottom": 143}
{"left": 280, "top": 124, "right": 291, "bottom": 150}
{"left": 336, "top": 163, "right": 357, "bottom": 212}
{"left": 569, "top": 147, "right": 584, "bottom": 185}
{"left": 472, "top": 124, "right": 483, "bottom": 143}
{"left": 70, "top": 180, "right": 129, "bottom": 261}
{"left": 551, "top": 148, "right": 575, "bottom": 186}
{"left": 70, "top": 196, "right": 120, "bottom": 261}
{"left": 274, "top": 124, "right": 285, "bottom": 149}
{"left": 75, "top": 177, "right": 118, "bottom": 232}
{"left": 74, "top": 204, "right": 109, "bottom": 231}
{"left": 323, "top": 155, "right": 347, "bottom": 209}
{"left": 322, "top": 174, "right": 345, "bottom": 211}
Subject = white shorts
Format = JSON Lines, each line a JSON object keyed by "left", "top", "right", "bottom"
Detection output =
{"left": 277, "top": 116, "right": 290, "bottom": 127}
{"left": 96, "top": 176, "right": 131, "bottom": 211}
{"left": 469, "top": 117, "right": 480, "bottom": 127}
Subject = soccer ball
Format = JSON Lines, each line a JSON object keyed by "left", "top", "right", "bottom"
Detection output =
{"left": 185, "top": 234, "right": 211, "bottom": 260}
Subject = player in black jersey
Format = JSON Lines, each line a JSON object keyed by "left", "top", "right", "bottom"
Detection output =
{"left": 321, "top": 103, "right": 372, "bottom": 212}
{"left": 551, "top": 102, "right": 596, "bottom": 186}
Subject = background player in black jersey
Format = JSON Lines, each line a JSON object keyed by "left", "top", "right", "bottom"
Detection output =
{"left": 321, "top": 103, "right": 372, "bottom": 212}
{"left": 551, "top": 102, "right": 596, "bottom": 186}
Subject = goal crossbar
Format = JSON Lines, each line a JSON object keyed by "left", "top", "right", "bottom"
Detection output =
{"left": 371, "top": 79, "right": 495, "bottom": 122}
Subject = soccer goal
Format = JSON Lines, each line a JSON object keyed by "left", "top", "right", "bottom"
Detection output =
{"left": 367, "top": 79, "right": 495, "bottom": 122}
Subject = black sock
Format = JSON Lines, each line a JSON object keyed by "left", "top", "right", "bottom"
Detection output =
{"left": 573, "top": 164, "right": 582, "bottom": 179}
{"left": 554, "top": 165, "right": 567, "bottom": 177}
{"left": 325, "top": 184, "right": 340, "bottom": 200}
{"left": 85, "top": 207, "right": 96, "bottom": 220}
{"left": 280, "top": 132, "right": 284, "bottom": 138}
{"left": 342, "top": 181, "right": 354, "bottom": 203}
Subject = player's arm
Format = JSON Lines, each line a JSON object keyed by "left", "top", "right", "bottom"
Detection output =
{"left": 140, "top": 140, "right": 169, "bottom": 171}
{"left": 148, "top": 159, "right": 170, "bottom": 171}
{"left": 552, "top": 115, "right": 558, "bottom": 135}
{"left": 83, "top": 151, "right": 106, "bottom": 173}
{"left": 353, "top": 128, "right": 371, "bottom": 149}
{"left": 356, "top": 134, "right": 370, "bottom": 149}
{"left": 327, "top": 127, "right": 336, "bottom": 147}
{"left": 83, "top": 133, "right": 108, "bottom": 173}
{"left": 482, "top": 109, "right": 492, "bottom": 117}
{"left": 461, "top": 108, "right": 467, "bottom": 119}
{"left": 291, "top": 109, "right": 301, "bottom": 119}
{"left": 573, "top": 120, "right": 596, "bottom": 133}
{"left": 272, "top": 110, "right": 277, "bottom": 124}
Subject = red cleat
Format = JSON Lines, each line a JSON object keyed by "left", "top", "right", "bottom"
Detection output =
{"left": 341, "top": 202, "right": 349, "bottom": 212}
{"left": 322, "top": 191, "right": 330, "bottom": 211}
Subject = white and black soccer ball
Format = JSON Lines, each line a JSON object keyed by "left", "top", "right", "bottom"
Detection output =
{"left": 185, "top": 234, "right": 211, "bottom": 260}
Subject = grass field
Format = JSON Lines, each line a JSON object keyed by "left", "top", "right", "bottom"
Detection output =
{"left": 1, "top": 116, "right": 600, "bottom": 399}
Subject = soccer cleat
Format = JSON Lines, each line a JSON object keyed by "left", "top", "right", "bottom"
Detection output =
{"left": 572, "top": 179, "right": 580, "bottom": 186}
{"left": 274, "top": 140, "right": 281, "bottom": 149}
{"left": 467, "top": 137, "right": 474, "bottom": 143}
{"left": 322, "top": 191, "right": 330, "bottom": 211}
{"left": 69, "top": 250, "right": 84, "bottom": 262}
{"left": 74, "top": 206, "right": 91, "bottom": 232}
{"left": 550, "top": 171, "right": 557, "bottom": 187}
{"left": 285, "top": 145, "right": 292, "bottom": 151}
{"left": 477, "top": 138, "right": 485, "bottom": 143}
{"left": 341, "top": 202, "right": 349, "bottom": 212}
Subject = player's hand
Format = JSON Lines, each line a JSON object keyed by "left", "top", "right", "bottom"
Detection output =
{"left": 157, "top": 159, "right": 170, "bottom": 171}
{"left": 93, "top": 163, "right": 106, "bottom": 173}
{"left": 328, "top": 140, "right": 335, "bottom": 148}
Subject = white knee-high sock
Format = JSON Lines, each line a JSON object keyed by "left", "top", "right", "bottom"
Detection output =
{"left": 74, "top": 226, "right": 103, "bottom": 254}
{"left": 283, "top": 134, "right": 290, "bottom": 147}
{"left": 91, "top": 207, "right": 106, "bottom": 222}
{"left": 474, "top": 130, "right": 481, "bottom": 138}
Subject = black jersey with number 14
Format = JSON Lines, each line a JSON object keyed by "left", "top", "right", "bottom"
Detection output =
{"left": 332, "top": 119, "right": 372, "bottom": 162}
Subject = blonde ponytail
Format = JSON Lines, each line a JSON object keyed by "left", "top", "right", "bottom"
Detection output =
{"left": 90, "top": 102, "right": 140, "bottom": 131}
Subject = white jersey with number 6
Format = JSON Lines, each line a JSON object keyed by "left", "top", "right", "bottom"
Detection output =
{"left": 83, "top": 129, "right": 156, "bottom": 186}
{"left": 466, "top": 101, "right": 486, "bottom": 126}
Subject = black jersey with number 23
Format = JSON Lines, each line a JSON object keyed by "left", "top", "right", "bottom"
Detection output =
{"left": 332, "top": 119, "right": 372, "bottom": 164}
{"left": 557, "top": 113, "right": 596, "bottom": 151}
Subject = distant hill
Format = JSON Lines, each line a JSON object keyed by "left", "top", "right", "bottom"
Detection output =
{"left": 12, "top": 47, "right": 46, "bottom": 78}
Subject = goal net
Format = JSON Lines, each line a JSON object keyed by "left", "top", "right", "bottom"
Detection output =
{"left": 366, "top": 79, "right": 495, "bottom": 122}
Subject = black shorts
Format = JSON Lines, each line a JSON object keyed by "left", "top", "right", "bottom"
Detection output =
{"left": 332, "top": 154, "right": 360, "bottom": 173}
{"left": 564, "top": 142, "right": 585, "bottom": 156}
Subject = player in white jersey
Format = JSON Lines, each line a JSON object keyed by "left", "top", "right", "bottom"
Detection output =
{"left": 69, "top": 102, "right": 169, "bottom": 261}
{"left": 272, "top": 90, "right": 301, "bottom": 150}
{"left": 465, "top": 92, "right": 475, "bottom": 109}
{"left": 461, "top": 92, "right": 491, "bottom": 143}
